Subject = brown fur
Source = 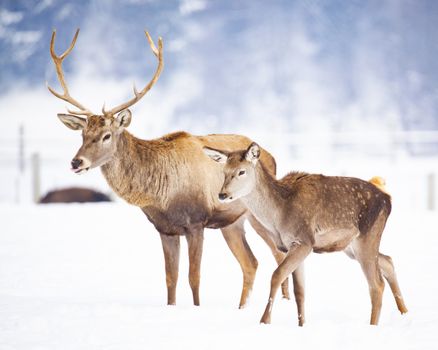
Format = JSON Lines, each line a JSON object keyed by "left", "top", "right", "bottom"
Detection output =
{"left": 208, "top": 144, "right": 408, "bottom": 326}
{"left": 63, "top": 117, "right": 294, "bottom": 308}
{"left": 48, "top": 30, "right": 293, "bottom": 308}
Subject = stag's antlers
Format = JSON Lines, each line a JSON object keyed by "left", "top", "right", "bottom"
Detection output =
{"left": 102, "top": 31, "right": 164, "bottom": 116}
{"left": 47, "top": 29, "right": 95, "bottom": 116}
{"left": 48, "top": 29, "right": 164, "bottom": 118}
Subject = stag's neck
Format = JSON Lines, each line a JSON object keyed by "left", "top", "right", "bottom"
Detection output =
{"left": 101, "top": 131, "right": 170, "bottom": 207}
{"left": 241, "top": 164, "right": 293, "bottom": 233}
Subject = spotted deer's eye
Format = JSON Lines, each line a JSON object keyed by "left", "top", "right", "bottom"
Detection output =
{"left": 102, "top": 134, "right": 111, "bottom": 142}
{"left": 238, "top": 170, "right": 246, "bottom": 176}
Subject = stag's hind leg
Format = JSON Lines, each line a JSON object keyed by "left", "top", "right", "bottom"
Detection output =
{"left": 186, "top": 227, "right": 204, "bottom": 306}
{"left": 378, "top": 253, "right": 408, "bottom": 314}
{"left": 159, "top": 233, "right": 181, "bottom": 305}
{"left": 221, "top": 216, "right": 258, "bottom": 309}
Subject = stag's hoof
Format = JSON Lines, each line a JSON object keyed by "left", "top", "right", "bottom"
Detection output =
{"left": 260, "top": 313, "right": 271, "bottom": 324}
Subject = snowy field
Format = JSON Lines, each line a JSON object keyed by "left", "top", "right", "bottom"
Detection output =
{"left": 0, "top": 202, "right": 437, "bottom": 350}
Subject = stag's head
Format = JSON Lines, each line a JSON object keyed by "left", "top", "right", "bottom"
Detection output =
{"left": 48, "top": 29, "right": 163, "bottom": 174}
{"left": 203, "top": 143, "right": 261, "bottom": 203}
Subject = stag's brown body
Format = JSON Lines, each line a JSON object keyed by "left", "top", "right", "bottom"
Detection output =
{"left": 48, "top": 29, "right": 297, "bottom": 309}
{"left": 99, "top": 128, "right": 288, "bottom": 307}
{"left": 101, "top": 130, "right": 275, "bottom": 227}
{"left": 205, "top": 143, "right": 408, "bottom": 326}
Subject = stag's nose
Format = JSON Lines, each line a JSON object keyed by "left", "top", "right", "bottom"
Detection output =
{"left": 218, "top": 193, "right": 228, "bottom": 201}
{"left": 71, "top": 158, "right": 83, "bottom": 170}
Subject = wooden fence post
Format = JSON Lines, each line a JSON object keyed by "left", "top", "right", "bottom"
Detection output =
{"left": 31, "top": 153, "right": 41, "bottom": 204}
{"left": 428, "top": 173, "right": 435, "bottom": 211}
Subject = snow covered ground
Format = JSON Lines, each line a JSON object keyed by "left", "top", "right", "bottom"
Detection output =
{"left": 0, "top": 202, "right": 436, "bottom": 350}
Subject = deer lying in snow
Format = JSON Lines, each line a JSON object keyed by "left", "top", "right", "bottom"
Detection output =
{"left": 204, "top": 143, "right": 408, "bottom": 326}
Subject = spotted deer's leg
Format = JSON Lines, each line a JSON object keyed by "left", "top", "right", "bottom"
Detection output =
{"left": 378, "top": 253, "right": 408, "bottom": 314}
{"left": 247, "top": 214, "right": 291, "bottom": 300}
{"left": 356, "top": 251, "right": 385, "bottom": 325}
{"left": 221, "top": 216, "right": 258, "bottom": 309}
{"left": 292, "top": 263, "right": 305, "bottom": 326}
{"left": 352, "top": 211, "right": 388, "bottom": 325}
{"left": 159, "top": 233, "right": 180, "bottom": 305}
{"left": 186, "top": 227, "right": 204, "bottom": 306}
{"left": 260, "top": 241, "right": 312, "bottom": 324}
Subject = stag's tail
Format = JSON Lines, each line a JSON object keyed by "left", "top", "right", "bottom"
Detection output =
{"left": 369, "top": 176, "right": 390, "bottom": 196}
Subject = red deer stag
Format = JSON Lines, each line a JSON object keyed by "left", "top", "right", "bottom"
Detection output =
{"left": 48, "top": 29, "right": 300, "bottom": 309}
{"left": 204, "top": 143, "right": 408, "bottom": 325}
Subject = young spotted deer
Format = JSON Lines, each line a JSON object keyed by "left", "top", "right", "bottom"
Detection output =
{"left": 48, "top": 29, "right": 296, "bottom": 309}
{"left": 204, "top": 143, "right": 408, "bottom": 326}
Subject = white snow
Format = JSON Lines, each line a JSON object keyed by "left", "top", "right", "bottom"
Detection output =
{"left": 0, "top": 202, "right": 436, "bottom": 349}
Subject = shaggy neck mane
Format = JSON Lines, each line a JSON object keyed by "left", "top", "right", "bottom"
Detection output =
{"left": 101, "top": 130, "right": 176, "bottom": 207}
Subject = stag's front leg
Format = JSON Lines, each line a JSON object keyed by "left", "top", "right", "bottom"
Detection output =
{"left": 186, "top": 228, "right": 204, "bottom": 306}
{"left": 260, "top": 241, "right": 312, "bottom": 324}
{"left": 159, "top": 233, "right": 180, "bottom": 305}
{"left": 221, "top": 216, "right": 258, "bottom": 309}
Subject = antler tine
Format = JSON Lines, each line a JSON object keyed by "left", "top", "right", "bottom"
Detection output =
{"left": 145, "top": 31, "right": 161, "bottom": 58}
{"left": 103, "top": 31, "right": 164, "bottom": 116}
{"left": 47, "top": 29, "right": 95, "bottom": 117}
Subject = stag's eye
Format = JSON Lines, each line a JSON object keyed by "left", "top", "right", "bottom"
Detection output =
{"left": 102, "top": 134, "right": 111, "bottom": 142}
{"left": 238, "top": 170, "right": 246, "bottom": 176}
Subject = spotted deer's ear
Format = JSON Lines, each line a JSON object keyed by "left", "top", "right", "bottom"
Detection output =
{"left": 245, "top": 142, "right": 260, "bottom": 164}
{"left": 115, "top": 109, "right": 132, "bottom": 128}
{"left": 57, "top": 114, "right": 87, "bottom": 130}
{"left": 203, "top": 147, "right": 229, "bottom": 164}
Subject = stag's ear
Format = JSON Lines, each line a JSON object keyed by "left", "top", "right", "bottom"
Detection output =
{"left": 203, "top": 147, "right": 229, "bottom": 164}
{"left": 245, "top": 142, "right": 260, "bottom": 164}
{"left": 57, "top": 114, "right": 87, "bottom": 130}
{"left": 115, "top": 109, "right": 132, "bottom": 129}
